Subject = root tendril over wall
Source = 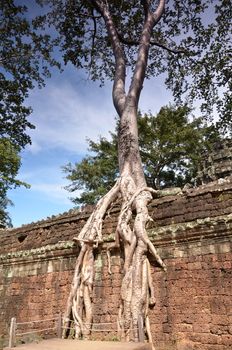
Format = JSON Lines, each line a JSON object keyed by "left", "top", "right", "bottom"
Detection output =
{"left": 62, "top": 175, "right": 173, "bottom": 348}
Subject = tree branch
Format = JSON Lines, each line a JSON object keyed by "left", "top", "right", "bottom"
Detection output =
{"left": 141, "top": 0, "right": 151, "bottom": 18}
{"left": 89, "top": 9, "right": 97, "bottom": 72}
{"left": 91, "top": 1, "right": 126, "bottom": 116}
{"left": 153, "top": 0, "right": 165, "bottom": 23}
{"left": 117, "top": 32, "right": 186, "bottom": 55}
{"left": 141, "top": 0, "right": 165, "bottom": 23}
{"left": 127, "top": 0, "right": 165, "bottom": 108}
{"left": 149, "top": 40, "right": 185, "bottom": 54}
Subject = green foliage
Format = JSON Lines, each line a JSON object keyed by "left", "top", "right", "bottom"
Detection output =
{"left": 63, "top": 134, "right": 118, "bottom": 205}
{"left": 0, "top": 1, "right": 60, "bottom": 225}
{"left": 0, "top": 0, "right": 60, "bottom": 148}
{"left": 138, "top": 106, "right": 219, "bottom": 188}
{"left": 63, "top": 106, "right": 220, "bottom": 205}
{"left": 0, "top": 138, "right": 29, "bottom": 227}
{"left": 37, "top": 0, "right": 232, "bottom": 131}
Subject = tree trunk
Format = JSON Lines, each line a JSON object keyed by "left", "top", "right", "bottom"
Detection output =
{"left": 62, "top": 104, "right": 166, "bottom": 345}
{"left": 116, "top": 104, "right": 167, "bottom": 343}
{"left": 62, "top": 1, "right": 167, "bottom": 348}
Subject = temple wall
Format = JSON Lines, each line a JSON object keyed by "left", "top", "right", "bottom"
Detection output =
{"left": 0, "top": 179, "right": 232, "bottom": 349}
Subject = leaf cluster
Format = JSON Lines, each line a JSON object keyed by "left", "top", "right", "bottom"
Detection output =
{"left": 63, "top": 134, "right": 118, "bottom": 205}
{"left": 0, "top": 0, "right": 60, "bottom": 148}
{"left": 0, "top": 1, "right": 60, "bottom": 225}
{"left": 0, "top": 138, "right": 29, "bottom": 227}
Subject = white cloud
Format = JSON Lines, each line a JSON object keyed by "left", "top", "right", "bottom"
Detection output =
{"left": 26, "top": 78, "right": 116, "bottom": 155}
{"left": 17, "top": 163, "right": 75, "bottom": 204}
{"left": 31, "top": 183, "right": 71, "bottom": 204}
{"left": 25, "top": 140, "right": 42, "bottom": 154}
{"left": 24, "top": 69, "right": 174, "bottom": 156}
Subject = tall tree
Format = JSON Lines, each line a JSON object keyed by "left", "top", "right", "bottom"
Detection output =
{"left": 63, "top": 105, "right": 220, "bottom": 205}
{"left": 33, "top": 1, "right": 232, "bottom": 345}
{"left": 0, "top": 0, "right": 59, "bottom": 148}
{"left": 0, "top": 0, "right": 60, "bottom": 224}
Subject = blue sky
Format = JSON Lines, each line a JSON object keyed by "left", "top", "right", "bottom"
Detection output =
{"left": 8, "top": 63, "right": 173, "bottom": 227}
{"left": 4, "top": 0, "right": 224, "bottom": 227}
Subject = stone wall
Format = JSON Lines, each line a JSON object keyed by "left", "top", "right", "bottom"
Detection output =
{"left": 0, "top": 178, "right": 232, "bottom": 349}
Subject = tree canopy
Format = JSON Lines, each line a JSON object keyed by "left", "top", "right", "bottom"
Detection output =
{"left": 0, "top": 0, "right": 59, "bottom": 148}
{"left": 0, "top": 0, "right": 60, "bottom": 225}
{"left": 63, "top": 105, "right": 220, "bottom": 205}
{"left": 2, "top": 1, "right": 231, "bottom": 136}
{"left": 37, "top": 0, "right": 231, "bottom": 131}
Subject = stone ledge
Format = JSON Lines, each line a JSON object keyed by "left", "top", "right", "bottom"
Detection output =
{"left": 1, "top": 177, "right": 232, "bottom": 237}
{"left": 1, "top": 213, "right": 232, "bottom": 263}
{"left": 150, "top": 213, "right": 232, "bottom": 239}
{"left": 0, "top": 241, "right": 75, "bottom": 263}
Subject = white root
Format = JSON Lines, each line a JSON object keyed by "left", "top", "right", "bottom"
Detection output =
{"left": 62, "top": 245, "right": 87, "bottom": 338}
{"left": 63, "top": 175, "right": 167, "bottom": 349}
{"left": 147, "top": 259, "right": 156, "bottom": 306}
{"left": 106, "top": 249, "right": 112, "bottom": 274}
{"left": 117, "top": 181, "right": 166, "bottom": 347}
{"left": 73, "top": 180, "right": 120, "bottom": 244}
{"left": 63, "top": 179, "right": 121, "bottom": 338}
{"left": 146, "top": 316, "right": 155, "bottom": 350}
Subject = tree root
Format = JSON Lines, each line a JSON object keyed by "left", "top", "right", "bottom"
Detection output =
{"left": 73, "top": 179, "right": 120, "bottom": 244}
{"left": 63, "top": 176, "right": 167, "bottom": 348}
{"left": 106, "top": 249, "right": 112, "bottom": 275}
{"left": 62, "top": 180, "right": 121, "bottom": 338}
{"left": 116, "top": 178, "right": 166, "bottom": 345}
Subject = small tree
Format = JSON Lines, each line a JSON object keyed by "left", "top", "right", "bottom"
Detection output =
{"left": 63, "top": 105, "right": 219, "bottom": 205}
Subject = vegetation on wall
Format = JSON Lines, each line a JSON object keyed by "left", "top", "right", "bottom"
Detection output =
{"left": 33, "top": 0, "right": 230, "bottom": 345}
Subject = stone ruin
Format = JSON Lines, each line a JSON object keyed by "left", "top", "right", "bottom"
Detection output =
{"left": 197, "top": 138, "right": 232, "bottom": 184}
{"left": 0, "top": 141, "right": 231, "bottom": 350}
